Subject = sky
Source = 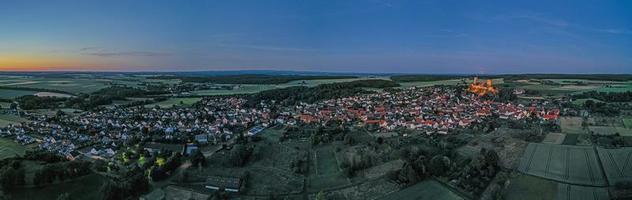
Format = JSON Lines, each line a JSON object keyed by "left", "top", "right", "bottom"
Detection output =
{"left": 0, "top": 0, "right": 631, "bottom": 74}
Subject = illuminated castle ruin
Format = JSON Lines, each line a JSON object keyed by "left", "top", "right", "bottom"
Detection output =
{"left": 468, "top": 77, "right": 497, "bottom": 96}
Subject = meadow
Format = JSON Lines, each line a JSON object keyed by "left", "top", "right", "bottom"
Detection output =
{"left": 10, "top": 174, "right": 106, "bottom": 200}
{"left": 518, "top": 143, "right": 607, "bottom": 186}
{"left": 596, "top": 147, "right": 632, "bottom": 185}
{"left": 144, "top": 97, "right": 202, "bottom": 108}
{"left": 0, "top": 138, "right": 26, "bottom": 159}
{"left": 377, "top": 179, "right": 464, "bottom": 200}
{"left": 502, "top": 175, "right": 557, "bottom": 200}
{"left": 0, "top": 89, "right": 37, "bottom": 99}
{"left": 0, "top": 114, "right": 29, "bottom": 127}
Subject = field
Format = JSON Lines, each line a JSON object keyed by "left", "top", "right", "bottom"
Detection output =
{"left": 541, "top": 133, "right": 566, "bottom": 144}
{"left": 503, "top": 174, "right": 609, "bottom": 200}
{"left": 190, "top": 77, "right": 385, "bottom": 96}
{"left": 572, "top": 98, "right": 603, "bottom": 106}
{"left": 397, "top": 78, "right": 504, "bottom": 88}
{"left": 623, "top": 118, "right": 632, "bottom": 129}
{"left": 555, "top": 183, "right": 609, "bottom": 200}
{"left": 560, "top": 117, "right": 587, "bottom": 134}
{"left": 0, "top": 89, "right": 37, "bottom": 98}
{"left": 596, "top": 147, "right": 632, "bottom": 185}
{"left": 0, "top": 75, "right": 179, "bottom": 95}
{"left": 503, "top": 175, "right": 558, "bottom": 200}
{"left": 308, "top": 146, "right": 349, "bottom": 192}
{"left": 517, "top": 143, "right": 607, "bottom": 186}
{"left": 10, "top": 174, "right": 106, "bottom": 200}
{"left": 588, "top": 126, "right": 620, "bottom": 136}
{"left": 377, "top": 179, "right": 464, "bottom": 200}
{"left": 144, "top": 97, "right": 202, "bottom": 108}
{"left": 0, "top": 138, "right": 26, "bottom": 159}
{"left": 0, "top": 114, "right": 29, "bottom": 127}
{"left": 190, "top": 84, "right": 279, "bottom": 96}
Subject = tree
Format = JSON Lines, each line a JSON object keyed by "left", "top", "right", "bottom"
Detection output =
{"left": 316, "top": 191, "right": 326, "bottom": 200}
{"left": 191, "top": 150, "right": 206, "bottom": 167}
{"left": 56, "top": 193, "right": 71, "bottom": 200}
{"left": 1, "top": 167, "right": 25, "bottom": 191}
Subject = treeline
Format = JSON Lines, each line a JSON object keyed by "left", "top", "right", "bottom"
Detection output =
{"left": 15, "top": 86, "right": 163, "bottom": 110}
{"left": 502, "top": 74, "right": 632, "bottom": 82}
{"left": 573, "top": 91, "right": 632, "bottom": 102}
{"left": 149, "top": 74, "right": 357, "bottom": 84}
{"left": 0, "top": 86, "right": 75, "bottom": 96}
{"left": 390, "top": 75, "right": 469, "bottom": 82}
{"left": 245, "top": 80, "right": 398, "bottom": 106}
{"left": 391, "top": 74, "right": 632, "bottom": 83}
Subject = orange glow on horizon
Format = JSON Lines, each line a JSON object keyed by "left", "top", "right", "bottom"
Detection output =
{"left": 0, "top": 54, "right": 108, "bottom": 71}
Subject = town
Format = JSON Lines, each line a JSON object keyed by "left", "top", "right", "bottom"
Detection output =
{"left": 6, "top": 73, "right": 625, "bottom": 200}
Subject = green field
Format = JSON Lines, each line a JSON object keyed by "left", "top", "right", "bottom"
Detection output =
{"left": 518, "top": 143, "right": 607, "bottom": 186}
{"left": 308, "top": 146, "right": 349, "bottom": 191}
{"left": 504, "top": 174, "right": 609, "bottom": 200}
{"left": 560, "top": 117, "right": 587, "bottom": 134}
{"left": 10, "top": 174, "right": 106, "bottom": 200}
{"left": 0, "top": 114, "right": 29, "bottom": 127}
{"left": 189, "top": 77, "right": 384, "bottom": 96}
{"left": 623, "top": 118, "right": 632, "bottom": 129}
{"left": 144, "top": 97, "right": 201, "bottom": 108}
{"left": 503, "top": 175, "right": 557, "bottom": 200}
{"left": 190, "top": 84, "right": 278, "bottom": 96}
{"left": 572, "top": 98, "right": 603, "bottom": 106}
{"left": 0, "top": 89, "right": 37, "bottom": 98}
{"left": 378, "top": 179, "right": 464, "bottom": 200}
{"left": 596, "top": 147, "right": 632, "bottom": 185}
{"left": 0, "top": 138, "right": 26, "bottom": 159}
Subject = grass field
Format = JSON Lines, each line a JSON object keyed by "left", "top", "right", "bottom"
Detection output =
{"left": 596, "top": 147, "right": 632, "bottom": 185}
{"left": 560, "top": 117, "right": 587, "bottom": 134}
{"left": 518, "top": 143, "right": 607, "bottom": 186}
{"left": 378, "top": 179, "right": 464, "bottom": 200}
{"left": 190, "top": 84, "right": 278, "bottom": 96}
{"left": 623, "top": 118, "right": 632, "bottom": 129}
{"left": 144, "top": 97, "right": 201, "bottom": 108}
{"left": 588, "top": 126, "right": 621, "bottom": 136}
{"left": 0, "top": 114, "right": 29, "bottom": 127}
{"left": 572, "top": 98, "right": 603, "bottom": 106}
{"left": 10, "top": 174, "right": 106, "bottom": 200}
{"left": 0, "top": 138, "right": 26, "bottom": 159}
{"left": 189, "top": 77, "right": 385, "bottom": 96}
{"left": 556, "top": 183, "right": 609, "bottom": 200}
{"left": 308, "top": 146, "right": 349, "bottom": 192}
{"left": 503, "top": 175, "right": 557, "bottom": 200}
{"left": 397, "top": 78, "right": 504, "bottom": 88}
{"left": 0, "top": 89, "right": 37, "bottom": 98}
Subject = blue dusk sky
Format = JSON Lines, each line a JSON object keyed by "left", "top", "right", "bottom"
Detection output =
{"left": 0, "top": 0, "right": 631, "bottom": 73}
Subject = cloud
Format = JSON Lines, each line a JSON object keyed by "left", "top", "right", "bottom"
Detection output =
{"left": 593, "top": 28, "right": 632, "bottom": 35}
{"left": 85, "top": 51, "right": 171, "bottom": 57}
{"left": 217, "top": 44, "right": 314, "bottom": 52}
{"left": 493, "top": 12, "right": 569, "bottom": 27}
{"left": 78, "top": 47, "right": 171, "bottom": 57}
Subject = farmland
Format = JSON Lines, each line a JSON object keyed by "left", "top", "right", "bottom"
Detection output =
{"left": 377, "top": 179, "right": 464, "bottom": 200}
{"left": 502, "top": 174, "right": 609, "bottom": 200}
{"left": 518, "top": 143, "right": 607, "bottom": 186}
{"left": 0, "top": 89, "right": 37, "bottom": 99}
{"left": 10, "top": 174, "right": 106, "bottom": 200}
{"left": 0, "top": 138, "right": 26, "bottom": 159}
{"left": 308, "top": 146, "right": 350, "bottom": 192}
{"left": 623, "top": 118, "right": 632, "bottom": 129}
{"left": 596, "top": 147, "right": 632, "bottom": 185}
{"left": 560, "top": 117, "right": 587, "bottom": 134}
{"left": 144, "top": 97, "right": 202, "bottom": 108}
{"left": 503, "top": 175, "right": 558, "bottom": 200}
{"left": 0, "top": 114, "right": 29, "bottom": 127}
